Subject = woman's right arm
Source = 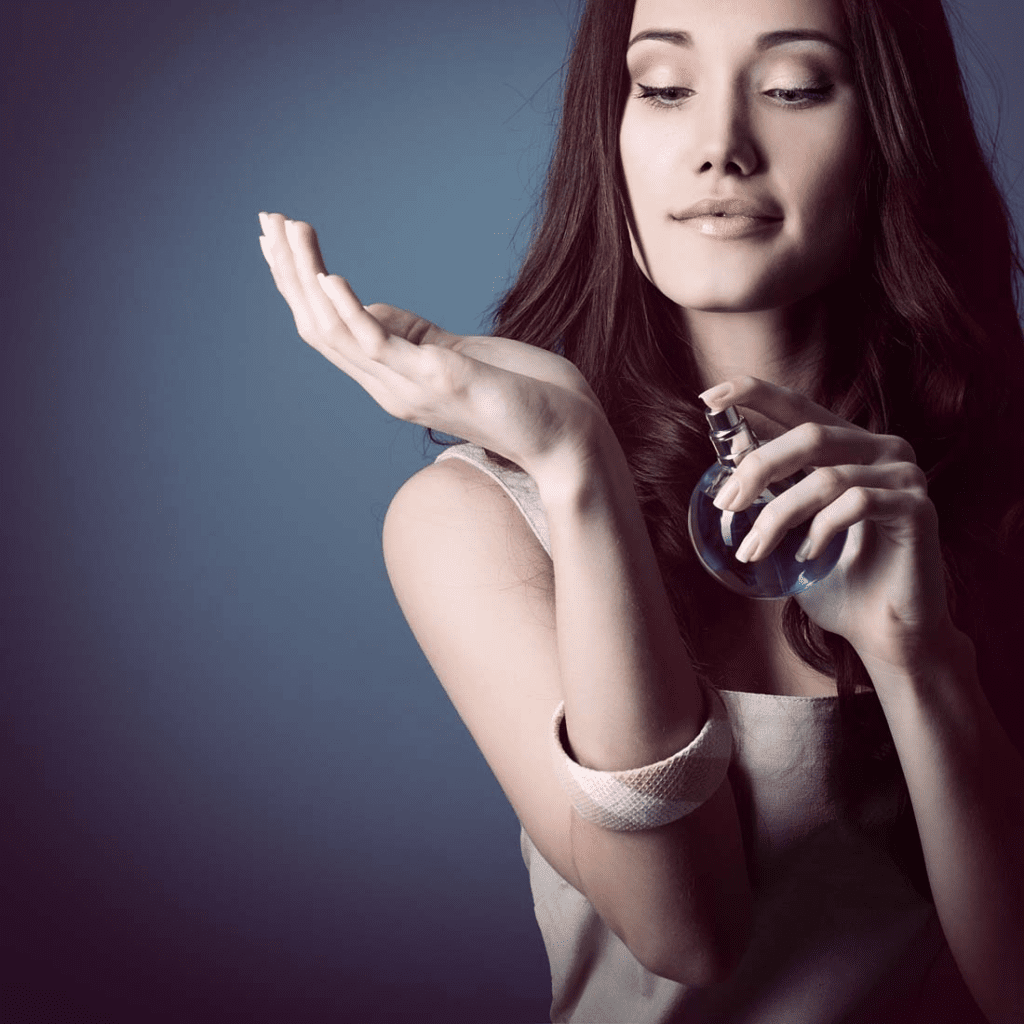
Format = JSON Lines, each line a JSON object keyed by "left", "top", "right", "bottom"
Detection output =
{"left": 259, "top": 213, "right": 752, "bottom": 984}
{"left": 384, "top": 433, "right": 752, "bottom": 985}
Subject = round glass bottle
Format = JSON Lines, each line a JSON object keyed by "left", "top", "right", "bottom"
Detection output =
{"left": 688, "top": 404, "right": 846, "bottom": 599}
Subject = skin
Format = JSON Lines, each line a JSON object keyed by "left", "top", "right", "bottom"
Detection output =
{"left": 258, "top": 0, "right": 1024, "bottom": 1016}
{"left": 620, "top": 0, "right": 866, "bottom": 313}
{"left": 621, "top": 0, "right": 866, "bottom": 404}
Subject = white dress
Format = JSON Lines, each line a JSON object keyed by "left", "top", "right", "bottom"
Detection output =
{"left": 435, "top": 443, "right": 986, "bottom": 1024}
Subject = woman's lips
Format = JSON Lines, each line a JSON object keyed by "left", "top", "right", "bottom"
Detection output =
{"left": 682, "top": 213, "right": 783, "bottom": 239}
{"left": 671, "top": 198, "right": 784, "bottom": 239}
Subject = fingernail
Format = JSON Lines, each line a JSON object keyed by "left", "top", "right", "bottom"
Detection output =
{"left": 794, "top": 537, "right": 812, "bottom": 563}
{"left": 713, "top": 478, "right": 741, "bottom": 510}
{"left": 735, "top": 530, "right": 760, "bottom": 564}
{"left": 258, "top": 212, "right": 267, "bottom": 229}
{"left": 698, "top": 383, "right": 733, "bottom": 409}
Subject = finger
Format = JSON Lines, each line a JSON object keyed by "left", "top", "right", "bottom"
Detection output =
{"left": 699, "top": 375, "right": 852, "bottom": 430}
{"left": 317, "top": 280, "right": 476, "bottom": 402}
{"left": 285, "top": 218, "right": 326, "bottom": 275}
{"left": 364, "top": 303, "right": 462, "bottom": 349}
{"left": 316, "top": 274, "right": 416, "bottom": 366}
{"left": 287, "top": 283, "right": 432, "bottom": 417}
{"left": 716, "top": 423, "right": 918, "bottom": 512}
{"left": 798, "top": 484, "right": 936, "bottom": 564}
{"left": 283, "top": 219, "right": 348, "bottom": 335}
{"left": 261, "top": 216, "right": 400, "bottom": 384}
{"left": 308, "top": 284, "right": 478, "bottom": 427}
{"left": 260, "top": 213, "right": 320, "bottom": 333}
{"left": 259, "top": 216, "right": 448, "bottom": 420}
{"left": 735, "top": 462, "right": 928, "bottom": 562}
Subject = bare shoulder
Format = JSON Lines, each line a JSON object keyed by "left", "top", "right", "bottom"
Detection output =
{"left": 385, "top": 454, "right": 525, "bottom": 524}
{"left": 383, "top": 456, "right": 550, "bottom": 595}
{"left": 382, "top": 455, "right": 555, "bottom": 692}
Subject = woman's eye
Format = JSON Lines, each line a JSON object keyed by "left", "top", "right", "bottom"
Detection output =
{"left": 636, "top": 84, "right": 693, "bottom": 108}
{"left": 764, "top": 84, "right": 835, "bottom": 107}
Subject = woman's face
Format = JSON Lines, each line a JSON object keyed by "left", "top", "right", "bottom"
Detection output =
{"left": 619, "top": 0, "right": 866, "bottom": 313}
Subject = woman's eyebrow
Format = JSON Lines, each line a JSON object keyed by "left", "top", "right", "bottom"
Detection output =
{"left": 627, "top": 28, "right": 848, "bottom": 55}
{"left": 756, "top": 29, "right": 849, "bottom": 55}
{"left": 627, "top": 30, "right": 691, "bottom": 50}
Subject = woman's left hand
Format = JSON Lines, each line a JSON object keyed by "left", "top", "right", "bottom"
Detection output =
{"left": 699, "top": 376, "right": 954, "bottom": 673}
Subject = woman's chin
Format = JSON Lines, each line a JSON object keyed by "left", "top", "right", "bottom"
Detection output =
{"left": 649, "top": 268, "right": 821, "bottom": 315}
{"left": 646, "top": 248, "right": 845, "bottom": 315}
{"left": 658, "top": 287, "right": 793, "bottom": 315}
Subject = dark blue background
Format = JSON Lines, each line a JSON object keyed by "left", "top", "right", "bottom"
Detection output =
{"left": 2, "top": 2, "right": 1020, "bottom": 1021}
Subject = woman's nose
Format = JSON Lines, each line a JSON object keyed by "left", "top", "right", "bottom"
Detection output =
{"left": 692, "top": 90, "right": 759, "bottom": 177}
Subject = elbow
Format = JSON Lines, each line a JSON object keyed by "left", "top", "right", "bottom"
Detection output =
{"left": 632, "top": 942, "right": 744, "bottom": 989}
{"left": 625, "top": 918, "right": 750, "bottom": 988}
{"left": 631, "top": 874, "right": 754, "bottom": 987}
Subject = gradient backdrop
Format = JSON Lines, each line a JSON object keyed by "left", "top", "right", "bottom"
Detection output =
{"left": 2, "top": 2, "right": 1021, "bottom": 1022}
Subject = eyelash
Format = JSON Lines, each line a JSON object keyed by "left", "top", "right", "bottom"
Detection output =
{"left": 635, "top": 83, "right": 834, "bottom": 109}
{"left": 636, "top": 85, "right": 693, "bottom": 108}
{"left": 765, "top": 84, "right": 835, "bottom": 106}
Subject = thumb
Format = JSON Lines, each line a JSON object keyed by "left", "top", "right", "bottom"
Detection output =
{"left": 365, "top": 303, "right": 461, "bottom": 349}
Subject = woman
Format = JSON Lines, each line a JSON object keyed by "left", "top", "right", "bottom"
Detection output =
{"left": 258, "top": 0, "right": 1024, "bottom": 1020}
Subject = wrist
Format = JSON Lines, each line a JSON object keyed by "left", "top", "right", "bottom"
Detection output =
{"left": 528, "top": 415, "right": 632, "bottom": 510}
{"left": 857, "top": 620, "right": 978, "bottom": 702}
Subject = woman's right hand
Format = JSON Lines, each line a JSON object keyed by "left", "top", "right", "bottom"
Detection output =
{"left": 258, "top": 212, "right": 606, "bottom": 479}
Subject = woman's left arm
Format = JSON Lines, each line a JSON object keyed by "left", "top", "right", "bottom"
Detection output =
{"left": 862, "top": 622, "right": 1024, "bottom": 1024}
{"left": 702, "top": 376, "right": 1024, "bottom": 1024}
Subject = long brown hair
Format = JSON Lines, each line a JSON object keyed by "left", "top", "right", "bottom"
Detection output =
{"left": 448, "top": 0, "right": 1024, "bottom": 891}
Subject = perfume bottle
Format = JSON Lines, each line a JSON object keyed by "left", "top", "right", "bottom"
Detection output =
{"left": 688, "top": 404, "right": 846, "bottom": 599}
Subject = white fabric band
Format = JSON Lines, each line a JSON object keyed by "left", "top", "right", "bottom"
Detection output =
{"left": 550, "top": 686, "right": 734, "bottom": 832}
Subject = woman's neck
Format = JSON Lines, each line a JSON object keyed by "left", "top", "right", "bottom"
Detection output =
{"left": 684, "top": 301, "right": 828, "bottom": 401}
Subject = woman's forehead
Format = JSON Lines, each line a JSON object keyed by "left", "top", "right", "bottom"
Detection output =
{"left": 628, "top": 0, "right": 846, "bottom": 41}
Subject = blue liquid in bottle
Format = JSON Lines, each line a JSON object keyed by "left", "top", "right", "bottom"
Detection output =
{"left": 688, "top": 405, "right": 846, "bottom": 600}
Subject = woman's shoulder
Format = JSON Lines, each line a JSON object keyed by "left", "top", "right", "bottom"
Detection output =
{"left": 386, "top": 446, "right": 525, "bottom": 527}
{"left": 382, "top": 446, "right": 551, "bottom": 596}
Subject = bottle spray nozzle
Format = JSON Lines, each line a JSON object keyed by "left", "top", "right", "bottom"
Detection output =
{"left": 702, "top": 404, "right": 743, "bottom": 433}
{"left": 703, "top": 404, "right": 758, "bottom": 465}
